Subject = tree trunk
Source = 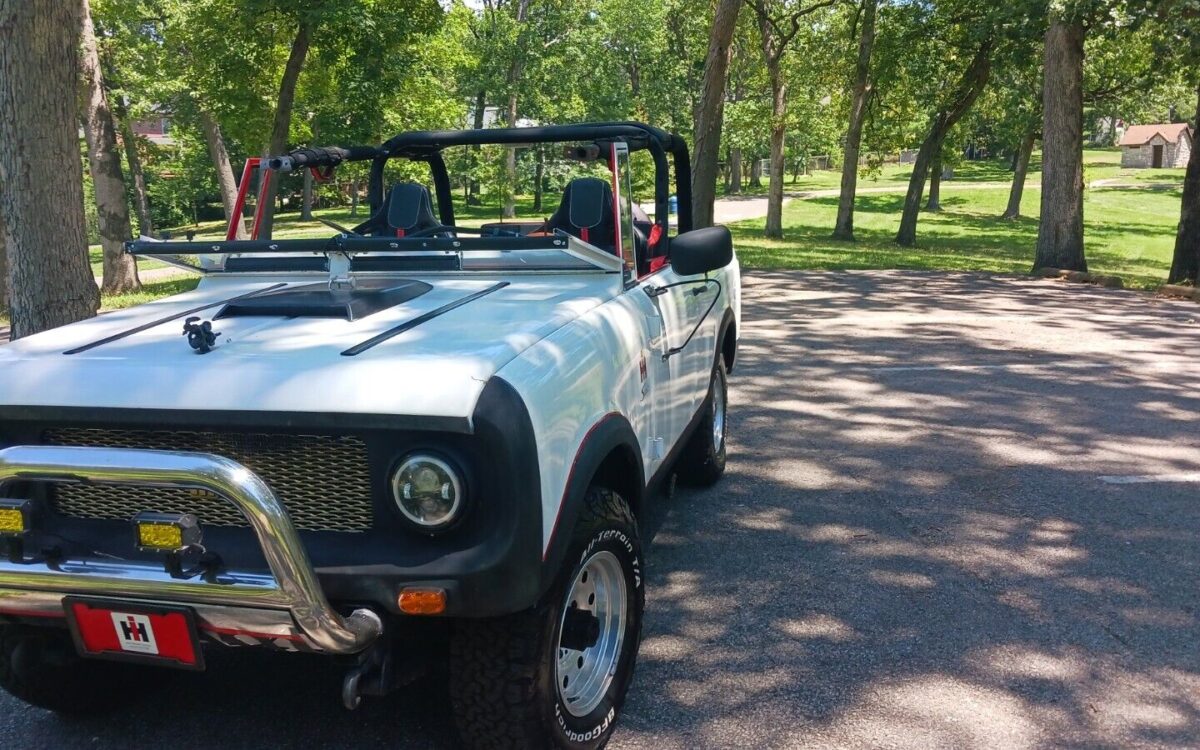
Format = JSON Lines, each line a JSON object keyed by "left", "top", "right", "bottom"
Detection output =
{"left": 503, "top": 90, "right": 519, "bottom": 219}
{"left": 0, "top": 0, "right": 99, "bottom": 338}
{"left": 728, "top": 148, "right": 742, "bottom": 194}
{"left": 199, "top": 109, "right": 246, "bottom": 239}
{"left": 1034, "top": 18, "right": 1086, "bottom": 272}
{"left": 258, "top": 21, "right": 312, "bottom": 238}
{"left": 692, "top": 0, "right": 743, "bottom": 228}
{"left": 301, "top": 167, "right": 313, "bottom": 220}
{"left": 833, "top": 0, "right": 877, "bottom": 241}
{"left": 763, "top": 55, "right": 787, "bottom": 238}
{"left": 116, "top": 107, "right": 154, "bottom": 237}
{"left": 1168, "top": 84, "right": 1200, "bottom": 284}
{"left": 0, "top": 207, "right": 7, "bottom": 316}
{"left": 467, "top": 90, "right": 485, "bottom": 206}
{"left": 1002, "top": 130, "right": 1036, "bottom": 219}
{"left": 896, "top": 131, "right": 941, "bottom": 246}
{"left": 350, "top": 177, "right": 360, "bottom": 217}
{"left": 896, "top": 43, "right": 991, "bottom": 246}
{"left": 533, "top": 147, "right": 545, "bottom": 213}
{"left": 502, "top": 0, "right": 531, "bottom": 220}
{"left": 750, "top": 154, "right": 763, "bottom": 187}
{"left": 80, "top": 0, "right": 139, "bottom": 294}
{"left": 926, "top": 150, "right": 942, "bottom": 211}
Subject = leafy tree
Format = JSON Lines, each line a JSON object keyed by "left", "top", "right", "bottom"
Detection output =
{"left": 747, "top": 0, "right": 837, "bottom": 238}
{"left": 1033, "top": 0, "right": 1159, "bottom": 272}
{"left": 832, "top": 0, "right": 877, "bottom": 240}
{"left": 693, "top": 0, "right": 744, "bottom": 228}
{"left": 892, "top": 0, "right": 1040, "bottom": 247}
{"left": 81, "top": 0, "right": 141, "bottom": 293}
{"left": 722, "top": 9, "right": 771, "bottom": 194}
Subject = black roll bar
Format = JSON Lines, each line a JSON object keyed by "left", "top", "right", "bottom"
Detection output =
{"left": 266, "top": 122, "right": 694, "bottom": 235}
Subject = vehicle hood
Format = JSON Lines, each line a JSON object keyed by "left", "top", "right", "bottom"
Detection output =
{"left": 0, "top": 274, "right": 617, "bottom": 425}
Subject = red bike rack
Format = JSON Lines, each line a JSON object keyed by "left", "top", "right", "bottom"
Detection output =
{"left": 226, "top": 158, "right": 273, "bottom": 241}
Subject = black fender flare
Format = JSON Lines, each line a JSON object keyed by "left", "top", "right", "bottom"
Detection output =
{"left": 539, "top": 412, "right": 644, "bottom": 594}
{"left": 716, "top": 306, "right": 737, "bottom": 373}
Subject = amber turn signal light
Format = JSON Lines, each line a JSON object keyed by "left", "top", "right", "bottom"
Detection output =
{"left": 398, "top": 587, "right": 447, "bottom": 615}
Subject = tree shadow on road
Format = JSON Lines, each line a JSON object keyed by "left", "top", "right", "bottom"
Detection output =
{"left": 620, "top": 271, "right": 1200, "bottom": 748}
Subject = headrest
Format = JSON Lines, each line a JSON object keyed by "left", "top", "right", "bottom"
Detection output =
{"left": 387, "top": 182, "right": 434, "bottom": 230}
{"left": 565, "top": 178, "right": 612, "bottom": 229}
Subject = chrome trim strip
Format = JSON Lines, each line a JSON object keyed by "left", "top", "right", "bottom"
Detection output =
{"left": 0, "top": 445, "right": 382, "bottom": 654}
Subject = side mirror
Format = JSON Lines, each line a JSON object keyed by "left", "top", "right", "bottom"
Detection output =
{"left": 669, "top": 226, "right": 732, "bottom": 276}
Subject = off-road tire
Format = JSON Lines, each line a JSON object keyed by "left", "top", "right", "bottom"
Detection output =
{"left": 449, "top": 486, "right": 644, "bottom": 749}
{"left": 676, "top": 360, "right": 728, "bottom": 487}
{"left": 0, "top": 625, "right": 151, "bottom": 714}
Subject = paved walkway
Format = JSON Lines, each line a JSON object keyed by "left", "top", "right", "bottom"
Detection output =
{"left": 5, "top": 270, "right": 1198, "bottom": 749}
{"left": 93, "top": 265, "right": 195, "bottom": 287}
{"left": 712, "top": 181, "right": 1032, "bottom": 224}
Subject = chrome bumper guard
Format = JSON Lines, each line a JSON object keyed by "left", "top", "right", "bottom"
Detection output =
{"left": 0, "top": 445, "right": 382, "bottom": 655}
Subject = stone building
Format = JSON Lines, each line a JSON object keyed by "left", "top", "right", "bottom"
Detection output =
{"left": 1119, "top": 123, "right": 1193, "bottom": 168}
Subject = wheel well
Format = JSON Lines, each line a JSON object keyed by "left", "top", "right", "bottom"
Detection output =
{"left": 720, "top": 319, "right": 737, "bottom": 372}
{"left": 591, "top": 444, "right": 643, "bottom": 520}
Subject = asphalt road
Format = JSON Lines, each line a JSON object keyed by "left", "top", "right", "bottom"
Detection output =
{"left": 4, "top": 270, "right": 1199, "bottom": 749}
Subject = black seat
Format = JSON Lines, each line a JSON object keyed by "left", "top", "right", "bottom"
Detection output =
{"left": 386, "top": 182, "right": 441, "bottom": 236}
{"left": 546, "top": 177, "right": 615, "bottom": 249}
{"left": 355, "top": 182, "right": 442, "bottom": 237}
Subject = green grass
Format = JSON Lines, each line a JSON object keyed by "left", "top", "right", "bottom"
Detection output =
{"left": 731, "top": 180, "right": 1182, "bottom": 289}
{"left": 88, "top": 246, "right": 167, "bottom": 276}
{"left": 100, "top": 277, "right": 201, "bottom": 311}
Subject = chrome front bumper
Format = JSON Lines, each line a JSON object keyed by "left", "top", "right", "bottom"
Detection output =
{"left": 0, "top": 445, "right": 382, "bottom": 654}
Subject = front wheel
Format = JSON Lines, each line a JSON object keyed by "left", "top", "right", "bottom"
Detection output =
{"left": 449, "top": 486, "right": 644, "bottom": 749}
{"left": 676, "top": 360, "right": 728, "bottom": 487}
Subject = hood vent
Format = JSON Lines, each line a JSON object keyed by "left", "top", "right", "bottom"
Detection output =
{"left": 214, "top": 278, "right": 432, "bottom": 322}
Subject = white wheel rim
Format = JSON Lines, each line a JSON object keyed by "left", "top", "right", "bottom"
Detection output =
{"left": 556, "top": 549, "right": 628, "bottom": 718}
{"left": 712, "top": 370, "right": 726, "bottom": 453}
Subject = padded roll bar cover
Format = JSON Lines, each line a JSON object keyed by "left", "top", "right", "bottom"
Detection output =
{"left": 268, "top": 145, "right": 382, "bottom": 171}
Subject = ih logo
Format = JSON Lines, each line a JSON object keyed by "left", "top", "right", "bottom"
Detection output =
{"left": 110, "top": 612, "right": 159, "bottom": 655}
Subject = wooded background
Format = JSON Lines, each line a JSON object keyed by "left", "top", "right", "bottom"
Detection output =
{"left": 0, "top": 0, "right": 1197, "bottom": 338}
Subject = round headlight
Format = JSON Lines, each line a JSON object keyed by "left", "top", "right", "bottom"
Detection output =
{"left": 390, "top": 454, "right": 464, "bottom": 531}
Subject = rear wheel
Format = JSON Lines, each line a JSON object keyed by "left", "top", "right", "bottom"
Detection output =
{"left": 0, "top": 624, "right": 155, "bottom": 714}
{"left": 676, "top": 360, "right": 728, "bottom": 487}
{"left": 449, "top": 486, "right": 644, "bottom": 749}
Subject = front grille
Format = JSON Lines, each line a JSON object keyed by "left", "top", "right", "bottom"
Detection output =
{"left": 42, "top": 428, "right": 374, "bottom": 532}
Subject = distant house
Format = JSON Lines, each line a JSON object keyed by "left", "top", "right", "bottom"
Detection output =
{"left": 131, "top": 117, "right": 176, "bottom": 147}
{"left": 1118, "top": 123, "right": 1193, "bottom": 168}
